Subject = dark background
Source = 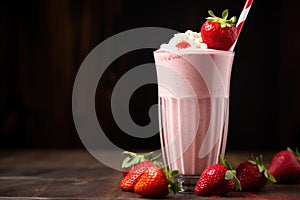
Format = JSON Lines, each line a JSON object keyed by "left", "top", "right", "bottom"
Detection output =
{"left": 0, "top": 0, "right": 299, "bottom": 151}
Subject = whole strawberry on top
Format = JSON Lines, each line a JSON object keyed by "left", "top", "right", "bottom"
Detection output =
{"left": 236, "top": 155, "right": 276, "bottom": 191}
{"left": 201, "top": 9, "right": 237, "bottom": 50}
{"left": 194, "top": 156, "right": 241, "bottom": 196}
{"left": 269, "top": 147, "right": 300, "bottom": 183}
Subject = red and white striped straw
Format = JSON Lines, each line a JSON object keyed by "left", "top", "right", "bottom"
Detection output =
{"left": 230, "top": 0, "right": 254, "bottom": 51}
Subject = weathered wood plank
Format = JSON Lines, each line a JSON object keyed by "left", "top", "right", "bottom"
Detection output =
{"left": 0, "top": 150, "right": 299, "bottom": 200}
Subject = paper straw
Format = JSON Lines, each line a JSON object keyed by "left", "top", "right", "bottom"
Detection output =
{"left": 230, "top": 0, "right": 253, "bottom": 51}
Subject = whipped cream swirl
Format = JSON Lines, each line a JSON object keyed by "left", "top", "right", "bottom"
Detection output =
{"left": 160, "top": 30, "right": 208, "bottom": 51}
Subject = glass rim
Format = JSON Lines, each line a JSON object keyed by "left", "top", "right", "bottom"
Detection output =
{"left": 154, "top": 49, "right": 235, "bottom": 55}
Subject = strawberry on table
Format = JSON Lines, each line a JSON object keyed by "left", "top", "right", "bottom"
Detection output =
{"left": 194, "top": 156, "right": 241, "bottom": 196}
{"left": 134, "top": 165, "right": 180, "bottom": 198}
{"left": 236, "top": 155, "right": 276, "bottom": 191}
{"left": 268, "top": 147, "right": 300, "bottom": 183}
{"left": 200, "top": 9, "right": 237, "bottom": 50}
{"left": 120, "top": 161, "right": 154, "bottom": 191}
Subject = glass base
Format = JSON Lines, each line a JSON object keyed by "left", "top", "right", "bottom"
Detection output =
{"left": 174, "top": 175, "right": 199, "bottom": 193}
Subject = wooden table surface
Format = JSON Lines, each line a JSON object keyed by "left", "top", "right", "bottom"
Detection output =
{"left": 0, "top": 150, "right": 299, "bottom": 200}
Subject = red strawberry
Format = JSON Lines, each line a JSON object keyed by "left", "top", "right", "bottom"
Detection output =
{"left": 200, "top": 9, "right": 237, "bottom": 50}
{"left": 121, "top": 151, "right": 161, "bottom": 177}
{"left": 236, "top": 155, "right": 276, "bottom": 191}
{"left": 268, "top": 147, "right": 300, "bottom": 183}
{"left": 176, "top": 41, "right": 191, "bottom": 49}
{"left": 120, "top": 161, "right": 154, "bottom": 191}
{"left": 134, "top": 165, "right": 180, "bottom": 198}
{"left": 194, "top": 156, "right": 241, "bottom": 196}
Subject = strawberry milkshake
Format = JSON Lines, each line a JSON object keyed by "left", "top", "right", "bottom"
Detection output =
{"left": 154, "top": 10, "right": 237, "bottom": 192}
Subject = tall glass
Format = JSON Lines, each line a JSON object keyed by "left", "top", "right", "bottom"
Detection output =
{"left": 154, "top": 50, "right": 234, "bottom": 192}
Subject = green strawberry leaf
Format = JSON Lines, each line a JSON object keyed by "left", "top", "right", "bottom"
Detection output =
{"left": 248, "top": 160, "right": 256, "bottom": 165}
{"left": 219, "top": 155, "right": 242, "bottom": 191}
{"left": 225, "top": 170, "right": 234, "bottom": 180}
{"left": 230, "top": 16, "right": 237, "bottom": 24}
{"left": 144, "top": 151, "right": 154, "bottom": 160}
{"left": 206, "top": 9, "right": 236, "bottom": 28}
{"left": 256, "top": 155, "right": 264, "bottom": 173}
{"left": 154, "top": 161, "right": 164, "bottom": 168}
{"left": 121, "top": 156, "right": 132, "bottom": 168}
{"left": 122, "top": 151, "right": 136, "bottom": 157}
{"left": 296, "top": 147, "right": 300, "bottom": 162}
{"left": 220, "top": 22, "right": 226, "bottom": 28}
{"left": 248, "top": 154, "right": 257, "bottom": 165}
{"left": 170, "top": 170, "right": 179, "bottom": 177}
{"left": 287, "top": 147, "right": 300, "bottom": 162}
{"left": 225, "top": 169, "right": 242, "bottom": 191}
{"left": 258, "top": 165, "right": 264, "bottom": 173}
{"left": 287, "top": 147, "right": 293, "bottom": 152}
{"left": 206, "top": 17, "right": 216, "bottom": 22}
{"left": 222, "top": 9, "right": 229, "bottom": 20}
{"left": 162, "top": 166, "right": 181, "bottom": 193}
{"left": 121, "top": 151, "right": 161, "bottom": 169}
{"left": 219, "top": 155, "right": 233, "bottom": 170}
{"left": 264, "top": 170, "right": 277, "bottom": 184}
{"left": 249, "top": 154, "right": 277, "bottom": 184}
{"left": 234, "top": 176, "right": 242, "bottom": 191}
{"left": 208, "top": 10, "right": 216, "bottom": 18}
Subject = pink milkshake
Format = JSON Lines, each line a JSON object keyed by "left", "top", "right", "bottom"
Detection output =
{"left": 154, "top": 31, "right": 235, "bottom": 192}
